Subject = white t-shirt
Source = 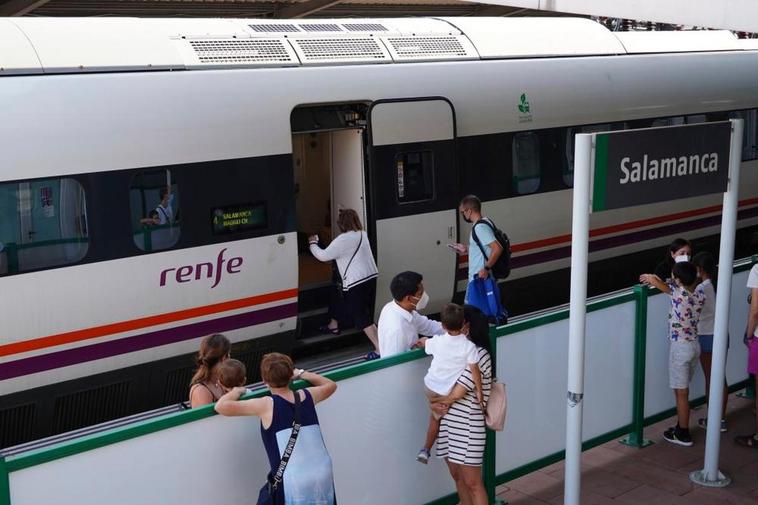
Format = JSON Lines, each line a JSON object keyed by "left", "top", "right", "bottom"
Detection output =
{"left": 377, "top": 301, "right": 444, "bottom": 358}
{"left": 748, "top": 264, "right": 758, "bottom": 337}
{"left": 424, "top": 333, "right": 478, "bottom": 395}
{"left": 156, "top": 194, "right": 175, "bottom": 225}
{"left": 696, "top": 279, "right": 715, "bottom": 335}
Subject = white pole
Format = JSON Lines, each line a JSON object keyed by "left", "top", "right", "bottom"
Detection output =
{"left": 564, "top": 133, "right": 593, "bottom": 505}
{"left": 691, "top": 119, "right": 742, "bottom": 487}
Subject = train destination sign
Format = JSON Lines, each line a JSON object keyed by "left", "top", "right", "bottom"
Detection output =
{"left": 211, "top": 202, "right": 267, "bottom": 235}
{"left": 591, "top": 121, "right": 731, "bottom": 212}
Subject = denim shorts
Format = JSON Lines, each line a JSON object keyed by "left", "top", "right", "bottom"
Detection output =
{"left": 698, "top": 333, "right": 730, "bottom": 354}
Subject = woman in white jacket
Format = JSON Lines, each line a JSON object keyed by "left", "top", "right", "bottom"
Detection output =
{"left": 309, "top": 209, "right": 380, "bottom": 359}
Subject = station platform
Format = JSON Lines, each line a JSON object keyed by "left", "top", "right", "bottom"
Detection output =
{"left": 496, "top": 394, "right": 758, "bottom": 505}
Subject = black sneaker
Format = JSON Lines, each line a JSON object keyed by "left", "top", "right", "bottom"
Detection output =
{"left": 698, "top": 417, "right": 728, "bottom": 433}
{"left": 663, "top": 426, "right": 693, "bottom": 447}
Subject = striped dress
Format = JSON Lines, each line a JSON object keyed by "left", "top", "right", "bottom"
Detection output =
{"left": 436, "top": 347, "right": 492, "bottom": 466}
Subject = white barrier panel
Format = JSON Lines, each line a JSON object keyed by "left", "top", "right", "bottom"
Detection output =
{"left": 644, "top": 270, "right": 751, "bottom": 417}
{"left": 496, "top": 300, "right": 636, "bottom": 474}
{"left": 8, "top": 358, "right": 455, "bottom": 505}
{"left": 10, "top": 415, "right": 267, "bottom": 505}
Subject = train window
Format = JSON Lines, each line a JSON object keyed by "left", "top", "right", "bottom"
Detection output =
{"left": 729, "top": 110, "right": 758, "bottom": 161}
{"left": 0, "top": 178, "right": 88, "bottom": 275}
{"left": 512, "top": 132, "right": 541, "bottom": 194}
{"left": 564, "top": 123, "right": 627, "bottom": 187}
{"left": 130, "top": 169, "right": 180, "bottom": 252}
{"left": 395, "top": 151, "right": 434, "bottom": 203}
{"left": 685, "top": 114, "right": 707, "bottom": 124}
{"left": 652, "top": 116, "right": 685, "bottom": 127}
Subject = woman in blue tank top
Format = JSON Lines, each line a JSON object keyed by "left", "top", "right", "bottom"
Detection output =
{"left": 216, "top": 353, "right": 338, "bottom": 505}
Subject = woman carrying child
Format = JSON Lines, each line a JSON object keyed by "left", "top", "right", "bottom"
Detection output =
{"left": 424, "top": 305, "right": 493, "bottom": 505}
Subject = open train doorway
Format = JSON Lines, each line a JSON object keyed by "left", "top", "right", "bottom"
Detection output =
{"left": 290, "top": 103, "right": 370, "bottom": 355}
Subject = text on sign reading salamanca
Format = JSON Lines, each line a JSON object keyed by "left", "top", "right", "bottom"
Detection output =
{"left": 619, "top": 153, "right": 718, "bottom": 184}
{"left": 222, "top": 210, "right": 253, "bottom": 227}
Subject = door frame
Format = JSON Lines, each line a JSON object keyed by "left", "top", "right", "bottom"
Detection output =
{"left": 366, "top": 96, "right": 460, "bottom": 312}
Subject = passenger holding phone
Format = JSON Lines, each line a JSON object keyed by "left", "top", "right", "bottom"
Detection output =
{"left": 453, "top": 195, "right": 503, "bottom": 303}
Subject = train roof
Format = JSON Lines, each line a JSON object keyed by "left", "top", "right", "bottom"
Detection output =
{"left": 0, "top": 16, "right": 756, "bottom": 76}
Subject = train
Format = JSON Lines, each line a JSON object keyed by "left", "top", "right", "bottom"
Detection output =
{"left": 2, "top": 16, "right": 758, "bottom": 448}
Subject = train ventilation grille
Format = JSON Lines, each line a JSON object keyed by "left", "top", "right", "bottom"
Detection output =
{"left": 52, "top": 381, "right": 131, "bottom": 435}
{"left": 291, "top": 37, "right": 390, "bottom": 64}
{"left": 383, "top": 36, "right": 477, "bottom": 61}
{"left": 342, "top": 23, "right": 388, "bottom": 32}
{"left": 299, "top": 23, "right": 342, "bottom": 32}
{"left": 163, "top": 365, "right": 196, "bottom": 405}
{"left": 188, "top": 39, "right": 296, "bottom": 65}
{"left": 249, "top": 23, "right": 300, "bottom": 33}
{"left": 0, "top": 403, "right": 36, "bottom": 449}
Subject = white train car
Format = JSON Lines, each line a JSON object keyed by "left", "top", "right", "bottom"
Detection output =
{"left": 2, "top": 17, "right": 758, "bottom": 447}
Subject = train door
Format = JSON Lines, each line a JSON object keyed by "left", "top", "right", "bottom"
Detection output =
{"left": 290, "top": 105, "right": 369, "bottom": 345}
{"left": 368, "top": 98, "right": 458, "bottom": 315}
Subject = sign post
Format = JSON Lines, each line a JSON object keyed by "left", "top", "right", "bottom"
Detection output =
{"left": 564, "top": 120, "right": 740, "bottom": 504}
{"left": 564, "top": 132, "right": 593, "bottom": 505}
{"left": 690, "top": 119, "right": 743, "bottom": 488}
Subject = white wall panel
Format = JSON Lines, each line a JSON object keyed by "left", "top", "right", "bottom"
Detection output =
{"left": 494, "top": 301, "right": 635, "bottom": 474}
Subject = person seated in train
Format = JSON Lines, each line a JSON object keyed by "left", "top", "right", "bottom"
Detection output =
{"left": 155, "top": 185, "right": 174, "bottom": 225}
{"left": 653, "top": 237, "right": 692, "bottom": 281}
{"left": 218, "top": 358, "right": 247, "bottom": 393}
{"left": 377, "top": 271, "right": 444, "bottom": 358}
{"left": 452, "top": 195, "right": 504, "bottom": 305}
{"left": 188, "top": 333, "right": 231, "bottom": 408}
{"left": 308, "top": 208, "right": 380, "bottom": 360}
{"left": 139, "top": 209, "right": 160, "bottom": 227}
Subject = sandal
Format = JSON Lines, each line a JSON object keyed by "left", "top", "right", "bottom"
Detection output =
{"left": 317, "top": 325, "right": 340, "bottom": 335}
{"left": 734, "top": 434, "right": 758, "bottom": 448}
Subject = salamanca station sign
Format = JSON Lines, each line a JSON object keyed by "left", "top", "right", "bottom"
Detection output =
{"left": 591, "top": 121, "right": 731, "bottom": 212}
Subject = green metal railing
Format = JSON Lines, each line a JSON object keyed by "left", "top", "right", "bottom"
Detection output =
{"left": 1, "top": 257, "right": 754, "bottom": 505}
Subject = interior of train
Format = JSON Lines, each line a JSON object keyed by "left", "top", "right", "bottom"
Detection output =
{"left": 291, "top": 103, "right": 369, "bottom": 346}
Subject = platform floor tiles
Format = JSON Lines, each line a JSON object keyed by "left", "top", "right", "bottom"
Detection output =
{"left": 495, "top": 394, "right": 758, "bottom": 504}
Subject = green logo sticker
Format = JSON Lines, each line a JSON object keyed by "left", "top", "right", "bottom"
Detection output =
{"left": 518, "top": 93, "right": 531, "bottom": 114}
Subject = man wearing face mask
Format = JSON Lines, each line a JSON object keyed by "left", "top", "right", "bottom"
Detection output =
{"left": 451, "top": 195, "right": 504, "bottom": 304}
{"left": 378, "top": 271, "right": 444, "bottom": 358}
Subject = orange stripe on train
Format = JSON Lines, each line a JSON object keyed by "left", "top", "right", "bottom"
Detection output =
{"left": 0, "top": 288, "right": 298, "bottom": 358}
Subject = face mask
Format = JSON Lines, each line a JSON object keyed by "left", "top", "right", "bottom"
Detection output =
{"left": 413, "top": 291, "right": 430, "bottom": 311}
{"left": 674, "top": 255, "right": 690, "bottom": 263}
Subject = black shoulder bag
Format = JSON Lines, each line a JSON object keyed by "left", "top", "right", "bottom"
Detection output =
{"left": 333, "top": 232, "right": 363, "bottom": 298}
{"left": 257, "top": 390, "right": 302, "bottom": 505}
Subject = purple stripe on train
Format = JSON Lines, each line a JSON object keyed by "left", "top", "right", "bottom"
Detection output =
{"left": 0, "top": 303, "right": 298, "bottom": 381}
{"left": 456, "top": 205, "right": 758, "bottom": 279}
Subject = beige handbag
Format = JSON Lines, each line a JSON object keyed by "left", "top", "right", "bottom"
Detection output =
{"left": 485, "top": 380, "right": 507, "bottom": 431}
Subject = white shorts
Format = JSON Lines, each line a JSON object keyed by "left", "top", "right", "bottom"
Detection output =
{"left": 669, "top": 340, "right": 700, "bottom": 390}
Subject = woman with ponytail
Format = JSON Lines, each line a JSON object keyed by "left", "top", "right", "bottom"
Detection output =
{"left": 189, "top": 333, "right": 231, "bottom": 408}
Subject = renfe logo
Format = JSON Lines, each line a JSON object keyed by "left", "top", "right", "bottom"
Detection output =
{"left": 160, "top": 248, "right": 243, "bottom": 288}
